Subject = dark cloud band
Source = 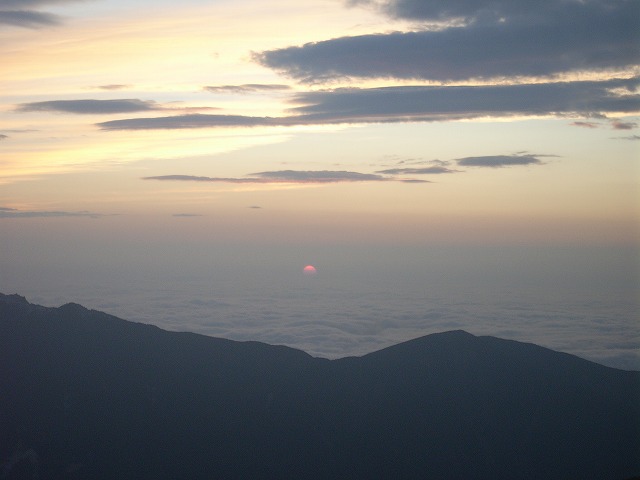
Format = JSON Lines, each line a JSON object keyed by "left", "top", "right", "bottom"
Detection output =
{"left": 0, "top": 0, "right": 84, "bottom": 28}
{"left": 456, "top": 155, "right": 543, "bottom": 168}
{"left": 16, "top": 99, "right": 161, "bottom": 114}
{"left": 259, "top": 0, "right": 638, "bottom": 82}
{"left": 97, "top": 77, "right": 639, "bottom": 130}
{"left": 142, "top": 170, "right": 429, "bottom": 184}
{"left": 0, "top": 9, "right": 58, "bottom": 27}
{"left": 145, "top": 171, "right": 387, "bottom": 184}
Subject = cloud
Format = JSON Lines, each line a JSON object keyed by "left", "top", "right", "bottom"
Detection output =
{"left": 95, "top": 84, "right": 131, "bottom": 91}
{"left": 142, "top": 170, "right": 429, "bottom": 184}
{"left": 203, "top": 84, "right": 291, "bottom": 94}
{"left": 0, "top": 0, "right": 83, "bottom": 28}
{"left": 456, "top": 154, "right": 544, "bottom": 168}
{"left": 172, "top": 213, "right": 203, "bottom": 217}
{"left": 354, "top": 0, "right": 624, "bottom": 25}
{"left": 259, "top": 0, "right": 638, "bottom": 82}
{"left": 612, "top": 120, "right": 638, "bottom": 130}
{"left": 570, "top": 121, "right": 599, "bottom": 129}
{"left": 254, "top": 170, "right": 389, "bottom": 182}
{"left": 0, "top": 134, "right": 7, "bottom": 140}
{"left": 0, "top": 0, "right": 75, "bottom": 6}
{"left": 248, "top": 206, "right": 262, "bottom": 209}
{"left": 0, "top": 9, "right": 58, "bottom": 27}
{"left": 612, "top": 134, "right": 640, "bottom": 141}
{"left": 98, "top": 114, "right": 276, "bottom": 130}
{"left": 16, "top": 99, "right": 161, "bottom": 114}
{"left": 288, "top": 77, "right": 640, "bottom": 121}
{"left": 376, "top": 166, "right": 457, "bottom": 175}
{"left": 97, "top": 77, "right": 640, "bottom": 130}
{"left": 0, "top": 207, "right": 104, "bottom": 218}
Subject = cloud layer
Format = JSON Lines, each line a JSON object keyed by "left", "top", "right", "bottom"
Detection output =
{"left": 0, "top": 0, "right": 82, "bottom": 28}
{"left": 143, "top": 155, "right": 546, "bottom": 188}
{"left": 0, "top": 206, "right": 103, "bottom": 218}
{"left": 259, "top": 0, "right": 638, "bottom": 82}
{"left": 16, "top": 99, "right": 161, "bottom": 114}
{"left": 143, "top": 170, "right": 428, "bottom": 184}
{"left": 457, "top": 154, "right": 543, "bottom": 168}
{"left": 96, "top": 77, "right": 639, "bottom": 130}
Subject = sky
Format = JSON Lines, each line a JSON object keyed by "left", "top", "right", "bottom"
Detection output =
{"left": 1, "top": 0, "right": 639, "bottom": 368}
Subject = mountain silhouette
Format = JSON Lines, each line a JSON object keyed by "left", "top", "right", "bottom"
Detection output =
{"left": 1, "top": 292, "right": 638, "bottom": 479}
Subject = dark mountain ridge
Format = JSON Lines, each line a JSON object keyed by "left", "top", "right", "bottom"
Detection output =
{"left": 1, "top": 293, "right": 638, "bottom": 479}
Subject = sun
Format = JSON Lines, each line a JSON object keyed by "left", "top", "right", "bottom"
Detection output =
{"left": 303, "top": 265, "right": 317, "bottom": 275}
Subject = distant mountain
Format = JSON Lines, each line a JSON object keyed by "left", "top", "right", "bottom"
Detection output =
{"left": 1, "top": 292, "right": 638, "bottom": 479}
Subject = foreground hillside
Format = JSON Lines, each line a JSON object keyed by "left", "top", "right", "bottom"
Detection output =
{"left": 1, "top": 292, "right": 638, "bottom": 479}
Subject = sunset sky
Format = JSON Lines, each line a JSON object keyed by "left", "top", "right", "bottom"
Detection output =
{"left": 1, "top": 0, "right": 638, "bottom": 366}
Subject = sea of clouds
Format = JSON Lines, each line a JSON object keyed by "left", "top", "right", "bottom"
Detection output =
{"left": 3, "top": 244, "right": 638, "bottom": 370}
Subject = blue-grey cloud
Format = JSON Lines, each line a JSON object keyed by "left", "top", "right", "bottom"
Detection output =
{"left": 0, "top": 0, "right": 76, "bottom": 6}
{"left": 352, "top": 0, "right": 620, "bottom": 25}
{"left": 16, "top": 99, "right": 161, "bottom": 114}
{"left": 456, "top": 154, "right": 543, "bottom": 168}
{"left": 0, "top": 134, "right": 7, "bottom": 140}
{"left": 254, "top": 170, "right": 390, "bottom": 182}
{"left": 613, "top": 134, "right": 640, "bottom": 141}
{"left": 288, "top": 77, "right": 640, "bottom": 121}
{"left": 203, "top": 84, "right": 291, "bottom": 94}
{"left": 0, "top": 0, "right": 84, "bottom": 28}
{"left": 97, "top": 77, "right": 640, "bottom": 130}
{"left": 376, "top": 166, "right": 457, "bottom": 175}
{"left": 0, "top": 206, "right": 104, "bottom": 218}
{"left": 261, "top": 0, "right": 638, "bottom": 82}
{"left": 570, "top": 121, "right": 599, "bottom": 129}
{"left": 612, "top": 120, "right": 638, "bottom": 130}
{"left": 0, "top": 9, "right": 58, "bottom": 27}
{"left": 99, "top": 114, "right": 276, "bottom": 130}
{"left": 143, "top": 170, "right": 429, "bottom": 184}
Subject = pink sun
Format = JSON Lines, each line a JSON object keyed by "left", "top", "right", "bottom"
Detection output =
{"left": 303, "top": 265, "right": 317, "bottom": 275}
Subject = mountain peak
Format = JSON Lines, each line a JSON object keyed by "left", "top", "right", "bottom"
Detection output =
{"left": 1, "top": 294, "right": 638, "bottom": 479}
{"left": 0, "top": 292, "right": 29, "bottom": 305}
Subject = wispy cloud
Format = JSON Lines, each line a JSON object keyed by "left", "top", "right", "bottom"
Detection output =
{"left": 0, "top": 9, "right": 58, "bottom": 27}
{"left": 0, "top": 0, "right": 83, "bottom": 29}
{"left": 612, "top": 120, "right": 638, "bottom": 130}
{"left": 288, "top": 78, "right": 640, "bottom": 122}
{"left": 456, "top": 154, "right": 545, "bottom": 168}
{"left": 16, "top": 99, "right": 161, "bottom": 114}
{"left": 0, "top": 206, "right": 104, "bottom": 218}
{"left": 258, "top": 0, "right": 638, "bottom": 82}
{"left": 0, "top": 134, "right": 7, "bottom": 140}
{"left": 142, "top": 156, "right": 544, "bottom": 187}
{"left": 142, "top": 170, "right": 429, "bottom": 184}
{"left": 376, "top": 166, "right": 457, "bottom": 175}
{"left": 172, "top": 213, "right": 203, "bottom": 217}
{"left": 570, "top": 121, "right": 599, "bottom": 129}
{"left": 203, "top": 84, "right": 291, "bottom": 94}
{"left": 612, "top": 134, "right": 640, "bottom": 141}
{"left": 98, "top": 114, "right": 275, "bottom": 130}
{"left": 96, "top": 77, "right": 639, "bottom": 130}
{"left": 94, "top": 84, "right": 131, "bottom": 91}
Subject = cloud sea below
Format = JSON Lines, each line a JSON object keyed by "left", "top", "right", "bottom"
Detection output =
{"left": 4, "top": 244, "right": 637, "bottom": 371}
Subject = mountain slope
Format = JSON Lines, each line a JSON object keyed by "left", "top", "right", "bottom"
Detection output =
{"left": 1, "top": 293, "right": 638, "bottom": 479}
